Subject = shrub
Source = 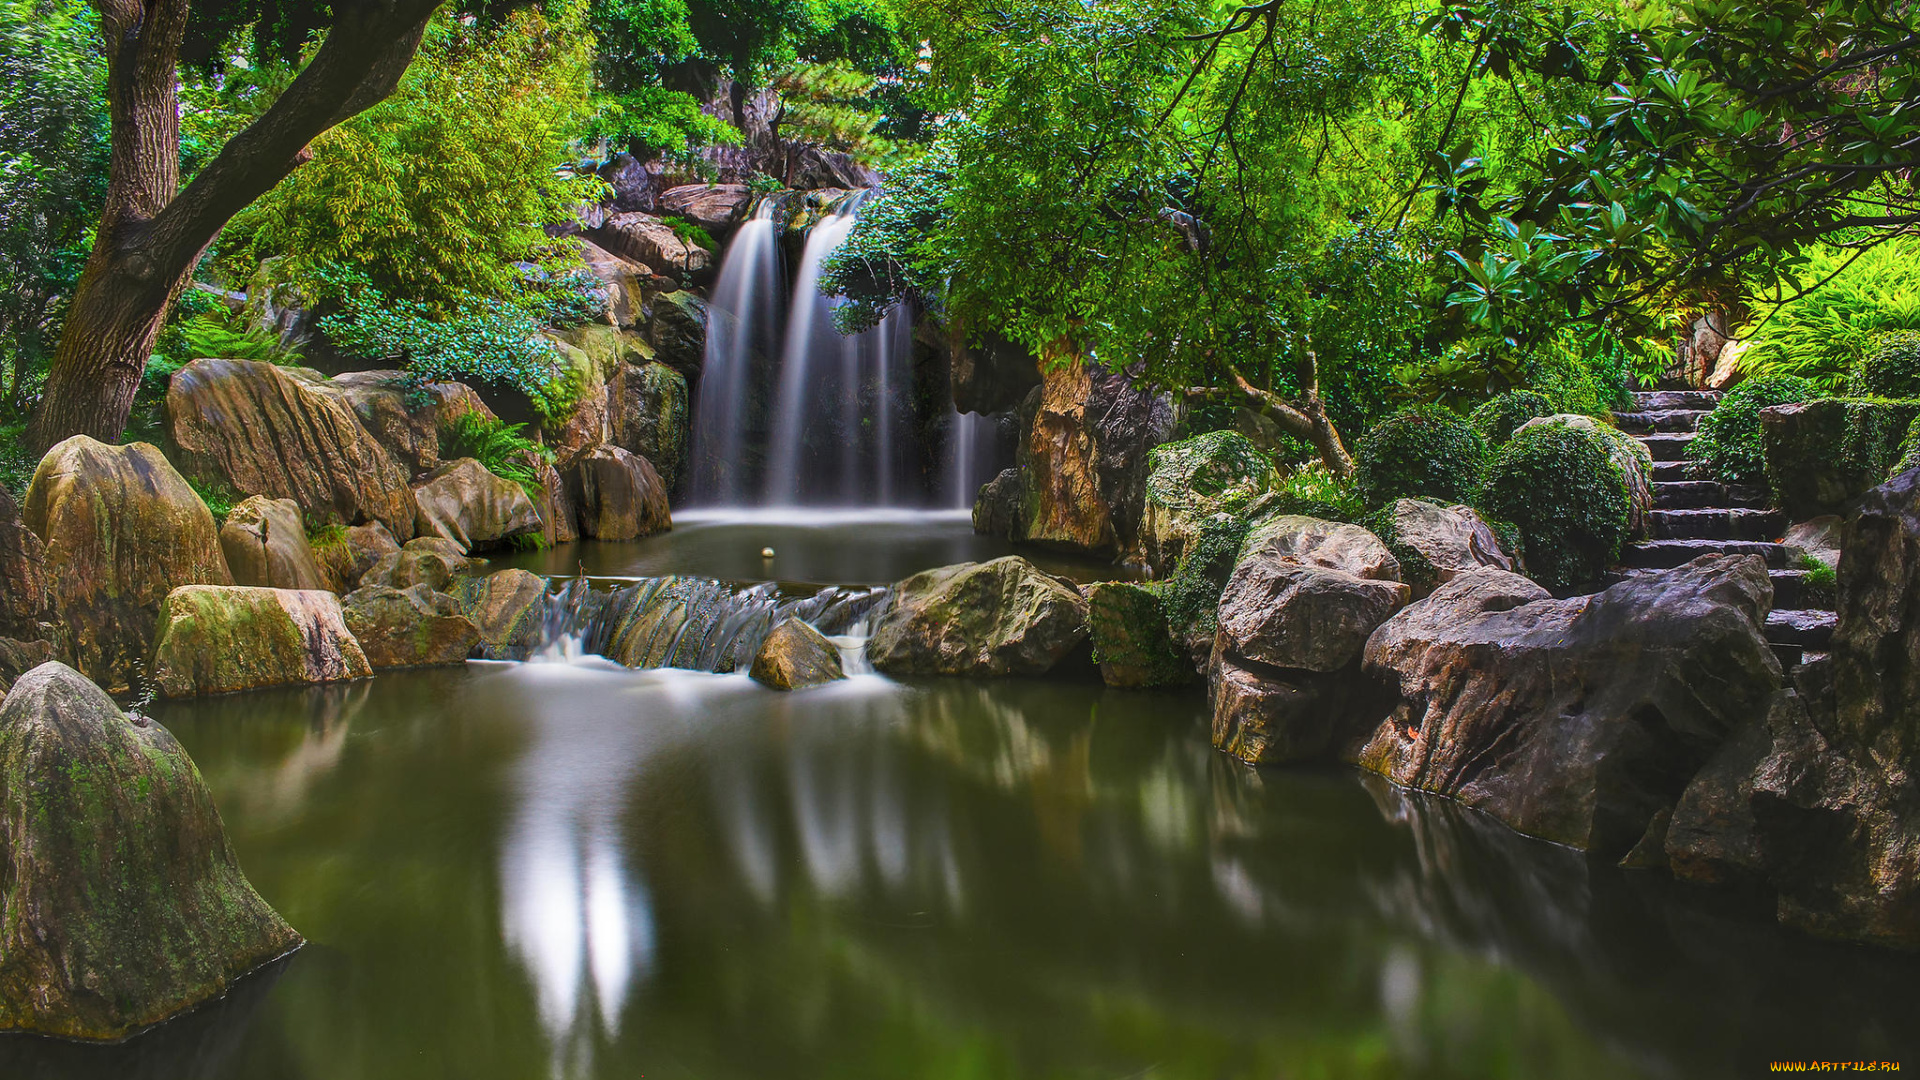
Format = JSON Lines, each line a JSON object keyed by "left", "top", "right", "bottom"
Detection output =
{"left": 1743, "top": 239, "right": 1920, "bottom": 392}
{"left": 1477, "top": 422, "right": 1630, "bottom": 591}
{"left": 1266, "top": 462, "right": 1365, "bottom": 522}
{"left": 1353, "top": 405, "right": 1489, "bottom": 508}
{"left": 1469, "top": 390, "right": 1554, "bottom": 445}
{"left": 1689, "top": 374, "right": 1816, "bottom": 485}
{"left": 439, "top": 411, "right": 555, "bottom": 498}
{"left": 1157, "top": 515, "right": 1251, "bottom": 644}
{"left": 1850, "top": 330, "right": 1920, "bottom": 399}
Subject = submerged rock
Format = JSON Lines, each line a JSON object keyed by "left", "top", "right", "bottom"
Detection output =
{"left": 221, "top": 495, "right": 326, "bottom": 592}
{"left": 0, "top": 662, "right": 301, "bottom": 1040}
{"left": 149, "top": 585, "right": 372, "bottom": 697}
{"left": 1354, "top": 557, "right": 1780, "bottom": 860}
{"left": 1086, "top": 581, "right": 1191, "bottom": 688}
{"left": 453, "top": 570, "right": 550, "bottom": 660}
{"left": 411, "top": 458, "right": 542, "bottom": 553}
{"left": 343, "top": 584, "right": 481, "bottom": 669}
{"left": 749, "top": 618, "right": 846, "bottom": 690}
{"left": 572, "top": 445, "right": 672, "bottom": 541}
{"left": 868, "top": 557, "right": 1089, "bottom": 677}
{"left": 23, "top": 437, "right": 232, "bottom": 690}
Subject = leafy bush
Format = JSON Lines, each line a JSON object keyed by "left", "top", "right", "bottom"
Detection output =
{"left": 1266, "top": 462, "right": 1366, "bottom": 522}
{"left": 1353, "top": 405, "right": 1489, "bottom": 508}
{"left": 1744, "top": 239, "right": 1920, "bottom": 392}
{"left": 1478, "top": 422, "right": 1630, "bottom": 591}
{"left": 1469, "top": 390, "right": 1554, "bottom": 445}
{"left": 1689, "top": 374, "right": 1816, "bottom": 485}
{"left": 1850, "top": 330, "right": 1920, "bottom": 400}
{"left": 0, "top": 420, "right": 35, "bottom": 501}
{"left": 439, "top": 411, "right": 554, "bottom": 498}
{"left": 1157, "top": 515, "right": 1252, "bottom": 644}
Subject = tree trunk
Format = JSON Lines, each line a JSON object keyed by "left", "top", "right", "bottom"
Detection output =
{"left": 1209, "top": 334, "right": 1354, "bottom": 476}
{"left": 27, "top": 0, "right": 444, "bottom": 454}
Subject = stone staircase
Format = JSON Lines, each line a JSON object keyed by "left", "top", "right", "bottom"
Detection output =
{"left": 1611, "top": 390, "right": 1836, "bottom": 668}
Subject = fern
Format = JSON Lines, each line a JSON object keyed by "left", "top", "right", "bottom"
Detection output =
{"left": 439, "top": 412, "right": 555, "bottom": 498}
{"left": 1744, "top": 239, "right": 1920, "bottom": 392}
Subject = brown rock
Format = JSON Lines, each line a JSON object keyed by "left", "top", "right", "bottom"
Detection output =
{"left": 221, "top": 495, "right": 325, "bottom": 591}
{"left": 867, "top": 557, "right": 1090, "bottom": 677}
{"left": 411, "top": 458, "right": 542, "bottom": 553}
{"left": 572, "top": 446, "right": 671, "bottom": 541}
{"left": 1239, "top": 515, "right": 1402, "bottom": 580}
{"left": 589, "top": 212, "right": 712, "bottom": 282}
{"left": 749, "top": 618, "right": 846, "bottom": 691}
{"left": 323, "top": 371, "right": 494, "bottom": 475}
{"left": 1377, "top": 498, "right": 1514, "bottom": 597}
{"left": 148, "top": 585, "right": 372, "bottom": 697}
{"left": 342, "top": 584, "right": 481, "bottom": 669}
{"left": 1216, "top": 560, "right": 1409, "bottom": 674}
{"left": 0, "top": 487, "right": 50, "bottom": 642}
{"left": 610, "top": 361, "right": 689, "bottom": 490}
{"left": 659, "top": 183, "right": 751, "bottom": 233}
{"left": 343, "top": 522, "right": 401, "bottom": 587}
{"left": 360, "top": 537, "right": 480, "bottom": 592}
{"left": 453, "top": 569, "right": 550, "bottom": 660}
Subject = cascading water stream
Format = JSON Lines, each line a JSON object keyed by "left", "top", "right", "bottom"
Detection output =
{"left": 946, "top": 411, "right": 996, "bottom": 509}
{"left": 689, "top": 200, "right": 780, "bottom": 505}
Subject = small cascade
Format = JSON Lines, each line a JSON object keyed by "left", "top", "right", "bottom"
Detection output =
{"left": 533, "top": 576, "right": 889, "bottom": 674}
{"left": 689, "top": 200, "right": 781, "bottom": 505}
{"left": 945, "top": 411, "right": 997, "bottom": 509}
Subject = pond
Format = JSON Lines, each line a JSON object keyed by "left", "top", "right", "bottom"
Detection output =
{"left": 4, "top": 660, "right": 1918, "bottom": 1079}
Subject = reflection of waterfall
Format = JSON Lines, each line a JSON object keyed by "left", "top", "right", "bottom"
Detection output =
{"left": 690, "top": 201, "right": 780, "bottom": 504}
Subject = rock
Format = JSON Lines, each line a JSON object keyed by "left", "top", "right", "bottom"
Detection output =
{"left": 220, "top": 496, "right": 326, "bottom": 591}
{"left": 1663, "top": 695, "right": 1782, "bottom": 885}
{"left": 1086, "top": 581, "right": 1191, "bottom": 688}
{"left": 343, "top": 522, "right": 401, "bottom": 586}
{"left": 323, "top": 371, "right": 493, "bottom": 475}
{"left": 1783, "top": 515, "right": 1843, "bottom": 568}
{"left": 572, "top": 446, "right": 672, "bottom": 541}
{"left": 598, "top": 152, "right": 660, "bottom": 213}
{"left": 749, "top": 618, "right": 847, "bottom": 690}
{"left": 544, "top": 341, "right": 612, "bottom": 472}
{"left": 552, "top": 323, "right": 655, "bottom": 382}
{"left": 610, "top": 360, "right": 690, "bottom": 490}
{"left": 647, "top": 290, "right": 708, "bottom": 382}
{"left": 166, "top": 359, "right": 416, "bottom": 539}
{"left": 947, "top": 326, "right": 1040, "bottom": 414}
{"left": 1374, "top": 498, "right": 1515, "bottom": 597}
{"left": 523, "top": 454, "right": 579, "bottom": 547}
{"left": 342, "top": 584, "right": 481, "bottom": 669}
{"left": 411, "top": 458, "right": 542, "bottom": 553}
{"left": 360, "top": 536, "right": 479, "bottom": 592}
{"left": 1018, "top": 359, "right": 1176, "bottom": 556}
{"left": 453, "top": 569, "right": 549, "bottom": 660}
{"left": 0, "top": 662, "right": 302, "bottom": 1039}
{"left": 1217, "top": 561, "right": 1409, "bottom": 674}
{"left": 0, "top": 637, "right": 57, "bottom": 702}
{"left": 867, "top": 557, "right": 1090, "bottom": 677}
{"left": 1354, "top": 557, "right": 1780, "bottom": 860}
{"left": 1210, "top": 651, "right": 1374, "bottom": 765}
{"left": 658, "top": 183, "right": 751, "bottom": 234}
{"left": 972, "top": 467, "right": 1025, "bottom": 540}
{"left": 23, "top": 437, "right": 233, "bottom": 691}
{"left": 1238, "top": 514, "right": 1401, "bottom": 580}
{"left": 590, "top": 211, "right": 712, "bottom": 282}
{"left": 1516, "top": 413, "right": 1655, "bottom": 539}
{"left": 577, "top": 238, "right": 652, "bottom": 329}
{"left": 148, "top": 585, "right": 372, "bottom": 697}
{"left": 1762, "top": 398, "right": 1920, "bottom": 520}
{"left": 1135, "top": 431, "right": 1282, "bottom": 576}
{"left": 0, "top": 487, "right": 50, "bottom": 641}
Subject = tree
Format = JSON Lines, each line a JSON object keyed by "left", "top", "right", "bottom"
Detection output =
{"left": 26, "top": 0, "right": 446, "bottom": 453}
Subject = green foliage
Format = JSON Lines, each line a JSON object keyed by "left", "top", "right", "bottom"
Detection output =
{"left": 1156, "top": 515, "right": 1251, "bottom": 644}
{"left": 1365, "top": 502, "right": 1442, "bottom": 597}
{"left": 1895, "top": 412, "right": 1920, "bottom": 479}
{"left": 1469, "top": 390, "right": 1554, "bottom": 445}
{"left": 0, "top": 421, "right": 34, "bottom": 501}
{"left": 1478, "top": 421, "right": 1629, "bottom": 592}
{"left": 581, "top": 86, "right": 740, "bottom": 155}
{"left": 1353, "top": 405, "right": 1490, "bottom": 509}
{"left": 439, "top": 412, "right": 556, "bottom": 498}
{"left": 1689, "top": 374, "right": 1815, "bottom": 486}
{"left": 1264, "top": 463, "right": 1366, "bottom": 524}
{"left": 772, "top": 60, "right": 898, "bottom": 165}
{"left": 1767, "top": 397, "right": 1920, "bottom": 519}
{"left": 224, "top": 8, "right": 603, "bottom": 312}
{"left": 154, "top": 310, "right": 302, "bottom": 368}
{"left": 1851, "top": 331, "right": 1920, "bottom": 401}
{"left": 187, "top": 475, "right": 241, "bottom": 523}
{"left": 663, "top": 216, "right": 718, "bottom": 252}
{"left": 1798, "top": 552, "right": 1836, "bottom": 590}
{"left": 1743, "top": 241, "right": 1920, "bottom": 393}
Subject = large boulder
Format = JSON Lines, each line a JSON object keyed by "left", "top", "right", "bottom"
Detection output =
{"left": 323, "top": 371, "right": 493, "bottom": 475}
{"left": 572, "top": 445, "right": 672, "bottom": 540}
{"left": 1516, "top": 413, "right": 1655, "bottom": 539}
{"left": 0, "top": 487, "right": 50, "bottom": 642}
{"left": 1354, "top": 557, "right": 1781, "bottom": 860}
{"left": 342, "top": 584, "right": 482, "bottom": 669}
{"left": 411, "top": 458, "right": 542, "bottom": 553}
{"left": 1762, "top": 399, "right": 1920, "bottom": 520}
{"left": 220, "top": 495, "right": 325, "bottom": 591}
{"left": 1372, "top": 498, "right": 1515, "bottom": 597}
{"left": 524, "top": 454, "right": 580, "bottom": 547}
{"left": 543, "top": 340, "right": 612, "bottom": 472}
{"left": 360, "top": 536, "right": 480, "bottom": 592}
{"left": 1238, "top": 514, "right": 1402, "bottom": 580}
{"left": 749, "top": 618, "right": 847, "bottom": 691}
{"left": 659, "top": 183, "right": 751, "bottom": 235}
{"left": 610, "top": 360, "right": 689, "bottom": 490}
{"left": 148, "top": 585, "right": 372, "bottom": 697}
{"left": 166, "top": 359, "right": 416, "bottom": 539}
{"left": 1135, "top": 431, "right": 1282, "bottom": 576}
{"left": 867, "top": 557, "right": 1090, "bottom": 677}
{"left": 1017, "top": 359, "right": 1175, "bottom": 556}
{"left": 23, "top": 437, "right": 232, "bottom": 690}
{"left": 1086, "top": 581, "right": 1191, "bottom": 688}
{"left": 1217, "top": 560, "right": 1409, "bottom": 675}
{"left": 0, "top": 662, "right": 302, "bottom": 1039}
{"left": 453, "top": 569, "right": 550, "bottom": 660}
{"left": 577, "top": 238, "right": 653, "bottom": 329}
{"left": 590, "top": 212, "right": 712, "bottom": 283}
{"left": 343, "top": 522, "right": 401, "bottom": 587}
{"left": 647, "top": 290, "right": 708, "bottom": 382}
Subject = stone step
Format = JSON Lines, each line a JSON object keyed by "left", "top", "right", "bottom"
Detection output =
{"left": 1651, "top": 460, "right": 1693, "bottom": 481}
{"left": 1637, "top": 432, "right": 1698, "bottom": 462}
{"left": 1621, "top": 539, "right": 1792, "bottom": 569}
{"left": 1653, "top": 480, "right": 1769, "bottom": 509}
{"left": 1770, "top": 569, "right": 1837, "bottom": 612}
{"left": 1613, "top": 409, "right": 1709, "bottom": 435}
{"left": 1650, "top": 507, "right": 1787, "bottom": 541}
{"left": 1767, "top": 608, "right": 1836, "bottom": 650}
{"left": 1633, "top": 390, "right": 1722, "bottom": 411}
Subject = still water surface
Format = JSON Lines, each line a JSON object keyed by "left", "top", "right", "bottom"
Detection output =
{"left": 4, "top": 661, "right": 1918, "bottom": 1079}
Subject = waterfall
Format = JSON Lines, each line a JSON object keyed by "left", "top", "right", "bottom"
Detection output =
{"left": 945, "top": 411, "right": 996, "bottom": 509}
{"left": 689, "top": 200, "right": 780, "bottom": 505}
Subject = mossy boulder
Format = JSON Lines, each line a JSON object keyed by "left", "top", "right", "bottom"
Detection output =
{"left": 647, "top": 289, "right": 709, "bottom": 381}
{"left": 0, "top": 662, "right": 302, "bottom": 1040}
{"left": 23, "top": 437, "right": 233, "bottom": 691}
{"left": 1515, "top": 413, "right": 1653, "bottom": 539}
{"left": 220, "top": 495, "right": 326, "bottom": 591}
{"left": 149, "top": 585, "right": 372, "bottom": 698}
{"left": 343, "top": 584, "right": 481, "bottom": 669}
{"left": 611, "top": 360, "right": 690, "bottom": 490}
{"left": 411, "top": 458, "right": 542, "bottom": 553}
{"left": 868, "top": 557, "right": 1090, "bottom": 677}
{"left": 1135, "top": 430, "right": 1281, "bottom": 576}
{"left": 1087, "top": 581, "right": 1192, "bottom": 688}
{"left": 453, "top": 569, "right": 550, "bottom": 660}
{"left": 571, "top": 445, "right": 672, "bottom": 541}
{"left": 360, "top": 536, "right": 481, "bottom": 592}
{"left": 749, "top": 618, "right": 846, "bottom": 690}
{"left": 1763, "top": 398, "right": 1920, "bottom": 520}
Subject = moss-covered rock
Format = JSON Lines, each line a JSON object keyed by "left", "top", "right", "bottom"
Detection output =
{"left": 23, "top": 437, "right": 233, "bottom": 691}
{"left": 1515, "top": 413, "right": 1653, "bottom": 539}
{"left": 453, "top": 569, "right": 550, "bottom": 660}
{"left": 149, "top": 585, "right": 372, "bottom": 698}
{"left": 1134, "top": 430, "right": 1281, "bottom": 576}
{"left": 0, "top": 487, "right": 51, "bottom": 643}
{"left": 868, "top": 557, "right": 1090, "bottom": 677}
{"left": 1086, "top": 582, "right": 1191, "bottom": 688}
{"left": 343, "top": 584, "right": 481, "bottom": 669}
{"left": 749, "top": 618, "right": 846, "bottom": 690}
{"left": 611, "top": 360, "right": 690, "bottom": 490}
{"left": 0, "top": 662, "right": 302, "bottom": 1040}
{"left": 1369, "top": 498, "right": 1516, "bottom": 598}
{"left": 411, "top": 458, "right": 542, "bottom": 553}
{"left": 220, "top": 495, "right": 326, "bottom": 591}
{"left": 1763, "top": 397, "right": 1920, "bottom": 519}
{"left": 647, "top": 289, "right": 709, "bottom": 381}
{"left": 359, "top": 536, "right": 481, "bottom": 592}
